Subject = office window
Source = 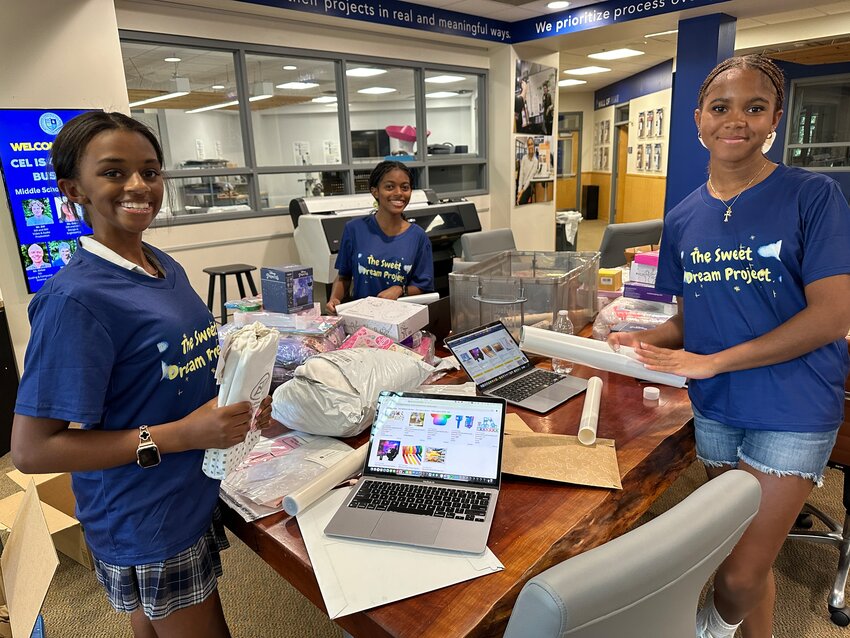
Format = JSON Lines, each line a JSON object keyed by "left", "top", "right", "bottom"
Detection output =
{"left": 347, "top": 63, "right": 416, "bottom": 163}
{"left": 786, "top": 76, "right": 850, "bottom": 169}
{"left": 423, "top": 71, "right": 480, "bottom": 157}
{"left": 247, "top": 54, "right": 341, "bottom": 168}
{"left": 120, "top": 33, "right": 488, "bottom": 222}
{"left": 124, "top": 43, "right": 246, "bottom": 170}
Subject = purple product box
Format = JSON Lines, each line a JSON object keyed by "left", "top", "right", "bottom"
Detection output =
{"left": 623, "top": 282, "right": 675, "bottom": 304}
{"left": 261, "top": 265, "right": 314, "bottom": 313}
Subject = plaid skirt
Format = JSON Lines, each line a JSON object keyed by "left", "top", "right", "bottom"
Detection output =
{"left": 93, "top": 507, "right": 230, "bottom": 620}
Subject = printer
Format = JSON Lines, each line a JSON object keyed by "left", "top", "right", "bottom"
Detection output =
{"left": 290, "top": 189, "right": 481, "bottom": 297}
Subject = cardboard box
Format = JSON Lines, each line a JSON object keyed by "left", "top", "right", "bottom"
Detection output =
{"left": 597, "top": 268, "right": 623, "bottom": 292}
{"left": 624, "top": 244, "right": 660, "bottom": 266}
{"left": 260, "top": 265, "right": 314, "bottom": 314}
{"left": 623, "top": 282, "right": 675, "bottom": 304}
{"left": 629, "top": 261, "right": 658, "bottom": 286}
{"left": 1, "top": 471, "right": 92, "bottom": 570}
{"left": 337, "top": 297, "right": 429, "bottom": 342}
{"left": 0, "top": 482, "right": 58, "bottom": 638}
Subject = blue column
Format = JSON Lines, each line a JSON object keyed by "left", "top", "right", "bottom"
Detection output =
{"left": 664, "top": 14, "right": 736, "bottom": 213}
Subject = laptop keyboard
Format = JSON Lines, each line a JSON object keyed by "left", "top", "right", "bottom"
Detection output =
{"left": 490, "top": 369, "right": 563, "bottom": 403}
{"left": 348, "top": 480, "right": 492, "bottom": 522}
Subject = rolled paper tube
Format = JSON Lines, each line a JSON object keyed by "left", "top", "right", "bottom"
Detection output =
{"left": 578, "top": 376, "right": 603, "bottom": 446}
{"left": 283, "top": 443, "right": 369, "bottom": 516}
{"left": 519, "top": 326, "right": 687, "bottom": 388}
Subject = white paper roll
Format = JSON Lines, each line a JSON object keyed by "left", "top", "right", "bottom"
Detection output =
{"left": 519, "top": 326, "right": 687, "bottom": 388}
{"left": 578, "top": 376, "right": 603, "bottom": 446}
{"left": 282, "top": 444, "right": 369, "bottom": 516}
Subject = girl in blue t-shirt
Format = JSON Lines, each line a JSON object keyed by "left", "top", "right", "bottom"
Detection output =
{"left": 609, "top": 55, "right": 850, "bottom": 638}
{"left": 326, "top": 161, "right": 434, "bottom": 313}
{"left": 12, "top": 112, "right": 272, "bottom": 638}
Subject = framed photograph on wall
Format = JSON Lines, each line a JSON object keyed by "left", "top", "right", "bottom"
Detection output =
{"left": 645, "top": 110, "right": 654, "bottom": 138}
{"left": 654, "top": 143, "right": 662, "bottom": 171}
{"left": 644, "top": 144, "right": 653, "bottom": 171}
{"left": 638, "top": 112, "right": 645, "bottom": 139}
{"left": 636, "top": 144, "right": 644, "bottom": 172}
{"left": 655, "top": 108, "right": 664, "bottom": 137}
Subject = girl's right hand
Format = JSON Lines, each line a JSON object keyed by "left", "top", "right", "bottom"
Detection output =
{"left": 607, "top": 330, "right": 644, "bottom": 352}
{"left": 181, "top": 398, "right": 253, "bottom": 449}
{"left": 326, "top": 298, "right": 341, "bottom": 314}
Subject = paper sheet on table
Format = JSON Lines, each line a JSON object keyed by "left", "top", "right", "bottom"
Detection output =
{"left": 295, "top": 487, "right": 504, "bottom": 619}
{"left": 504, "top": 413, "right": 535, "bottom": 435}
{"left": 519, "top": 326, "right": 686, "bottom": 388}
{"left": 417, "top": 382, "right": 477, "bottom": 396}
{"left": 502, "top": 433, "right": 622, "bottom": 490}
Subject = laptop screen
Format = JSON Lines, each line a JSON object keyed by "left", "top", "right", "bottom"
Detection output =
{"left": 445, "top": 322, "right": 533, "bottom": 389}
{"left": 364, "top": 392, "right": 505, "bottom": 487}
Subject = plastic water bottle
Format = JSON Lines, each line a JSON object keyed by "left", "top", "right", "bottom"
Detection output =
{"left": 551, "top": 310, "right": 574, "bottom": 375}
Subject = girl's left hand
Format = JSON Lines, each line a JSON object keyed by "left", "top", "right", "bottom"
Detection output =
{"left": 633, "top": 341, "right": 719, "bottom": 380}
{"left": 253, "top": 396, "right": 274, "bottom": 430}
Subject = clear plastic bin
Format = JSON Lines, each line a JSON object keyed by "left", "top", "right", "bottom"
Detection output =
{"left": 449, "top": 251, "right": 600, "bottom": 339}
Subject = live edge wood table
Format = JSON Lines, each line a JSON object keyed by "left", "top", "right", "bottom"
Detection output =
{"left": 221, "top": 361, "right": 695, "bottom": 638}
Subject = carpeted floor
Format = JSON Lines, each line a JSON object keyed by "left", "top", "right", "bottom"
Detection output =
{"left": 5, "top": 449, "right": 850, "bottom": 637}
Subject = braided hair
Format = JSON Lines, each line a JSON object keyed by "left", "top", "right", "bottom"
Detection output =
{"left": 697, "top": 54, "right": 785, "bottom": 110}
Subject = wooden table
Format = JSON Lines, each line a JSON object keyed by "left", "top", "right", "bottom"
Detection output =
{"left": 221, "top": 362, "right": 695, "bottom": 638}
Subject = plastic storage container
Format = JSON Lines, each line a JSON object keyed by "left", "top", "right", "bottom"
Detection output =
{"left": 449, "top": 251, "right": 599, "bottom": 339}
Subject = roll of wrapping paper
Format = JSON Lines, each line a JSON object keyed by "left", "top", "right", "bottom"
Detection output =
{"left": 519, "top": 326, "right": 687, "bottom": 388}
{"left": 283, "top": 443, "right": 369, "bottom": 516}
{"left": 578, "top": 376, "right": 603, "bottom": 446}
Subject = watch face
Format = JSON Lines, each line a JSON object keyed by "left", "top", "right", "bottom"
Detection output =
{"left": 137, "top": 444, "right": 161, "bottom": 468}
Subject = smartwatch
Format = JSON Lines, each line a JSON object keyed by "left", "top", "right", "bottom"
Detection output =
{"left": 401, "top": 284, "right": 408, "bottom": 297}
{"left": 136, "top": 425, "right": 161, "bottom": 469}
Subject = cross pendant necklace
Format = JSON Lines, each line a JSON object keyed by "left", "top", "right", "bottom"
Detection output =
{"left": 708, "top": 160, "right": 769, "bottom": 223}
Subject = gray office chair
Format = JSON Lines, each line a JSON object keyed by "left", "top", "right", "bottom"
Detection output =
{"left": 460, "top": 228, "right": 516, "bottom": 263}
{"left": 597, "top": 219, "right": 663, "bottom": 268}
{"left": 503, "top": 469, "right": 761, "bottom": 638}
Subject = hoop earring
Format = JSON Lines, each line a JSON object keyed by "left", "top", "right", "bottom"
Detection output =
{"left": 762, "top": 129, "right": 776, "bottom": 153}
{"left": 698, "top": 130, "right": 707, "bottom": 150}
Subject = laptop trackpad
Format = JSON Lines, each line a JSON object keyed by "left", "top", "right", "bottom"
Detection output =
{"left": 371, "top": 513, "right": 441, "bottom": 545}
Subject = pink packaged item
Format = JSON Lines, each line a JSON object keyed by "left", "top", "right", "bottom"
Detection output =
{"left": 632, "top": 250, "right": 659, "bottom": 267}
{"left": 339, "top": 326, "right": 424, "bottom": 360}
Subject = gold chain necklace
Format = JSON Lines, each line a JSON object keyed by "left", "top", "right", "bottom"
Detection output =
{"left": 707, "top": 161, "right": 769, "bottom": 223}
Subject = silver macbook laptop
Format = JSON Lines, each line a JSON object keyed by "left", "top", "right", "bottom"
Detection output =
{"left": 444, "top": 320, "right": 588, "bottom": 413}
{"left": 324, "top": 391, "right": 505, "bottom": 554}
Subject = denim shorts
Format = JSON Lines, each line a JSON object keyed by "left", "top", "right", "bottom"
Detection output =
{"left": 692, "top": 407, "right": 839, "bottom": 486}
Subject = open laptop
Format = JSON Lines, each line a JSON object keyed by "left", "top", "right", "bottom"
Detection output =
{"left": 325, "top": 391, "right": 505, "bottom": 554}
{"left": 444, "top": 320, "right": 588, "bottom": 413}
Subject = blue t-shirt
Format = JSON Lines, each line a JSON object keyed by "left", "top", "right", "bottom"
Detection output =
{"left": 334, "top": 215, "right": 434, "bottom": 299}
{"left": 15, "top": 245, "right": 220, "bottom": 565}
{"left": 656, "top": 164, "right": 850, "bottom": 432}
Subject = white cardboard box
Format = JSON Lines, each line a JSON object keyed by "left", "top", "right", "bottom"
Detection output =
{"left": 338, "top": 297, "right": 429, "bottom": 342}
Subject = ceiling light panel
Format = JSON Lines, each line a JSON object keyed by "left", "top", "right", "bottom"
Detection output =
{"left": 346, "top": 67, "right": 387, "bottom": 77}
{"left": 564, "top": 66, "right": 610, "bottom": 75}
{"left": 425, "top": 75, "right": 465, "bottom": 84}
{"left": 426, "top": 91, "right": 459, "bottom": 98}
{"left": 276, "top": 81, "right": 319, "bottom": 90}
{"left": 357, "top": 87, "right": 396, "bottom": 94}
{"left": 588, "top": 48, "right": 645, "bottom": 60}
{"left": 558, "top": 79, "right": 587, "bottom": 87}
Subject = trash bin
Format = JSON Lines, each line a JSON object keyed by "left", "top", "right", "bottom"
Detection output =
{"left": 556, "top": 210, "right": 583, "bottom": 251}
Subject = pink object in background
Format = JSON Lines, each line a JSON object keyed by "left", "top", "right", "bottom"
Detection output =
{"left": 385, "top": 125, "right": 429, "bottom": 142}
{"left": 632, "top": 250, "right": 659, "bottom": 267}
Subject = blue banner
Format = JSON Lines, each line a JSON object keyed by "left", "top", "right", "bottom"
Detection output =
{"left": 511, "top": 0, "right": 729, "bottom": 42}
{"left": 235, "top": 0, "right": 513, "bottom": 42}
{"left": 0, "top": 109, "right": 92, "bottom": 293}
{"left": 236, "top": 0, "right": 728, "bottom": 43}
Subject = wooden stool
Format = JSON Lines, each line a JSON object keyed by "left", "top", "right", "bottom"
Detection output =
{"left": 203, "top": 264, "right": 258, "bottom": 324}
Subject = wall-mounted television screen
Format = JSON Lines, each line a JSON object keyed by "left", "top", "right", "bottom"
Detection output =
{"left": 0, "top": 108, "right": 92, "bottom": 294}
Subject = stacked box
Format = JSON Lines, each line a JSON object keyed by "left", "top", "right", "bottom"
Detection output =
{"left": 598, "top": 267, "right": 623, "bottom": 291}
{"left": 629, "top": 250, "right": 659, "bottom": 285}
{"left": 261, "top": 265, "right": 314, "bottom": 313}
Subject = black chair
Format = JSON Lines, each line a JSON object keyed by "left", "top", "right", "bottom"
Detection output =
{"left": 203, "top": 264, "right": 258, "bottom": 324}
{"left": 788, "top": 390, "right": 850, "bottom": 626}
{"left": 597, "top": 219, "right": 663, "bottom": 268}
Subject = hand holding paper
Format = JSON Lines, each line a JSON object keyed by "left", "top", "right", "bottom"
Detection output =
{"left": 519, "top": 326, "right": 686, "bottom": 387}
